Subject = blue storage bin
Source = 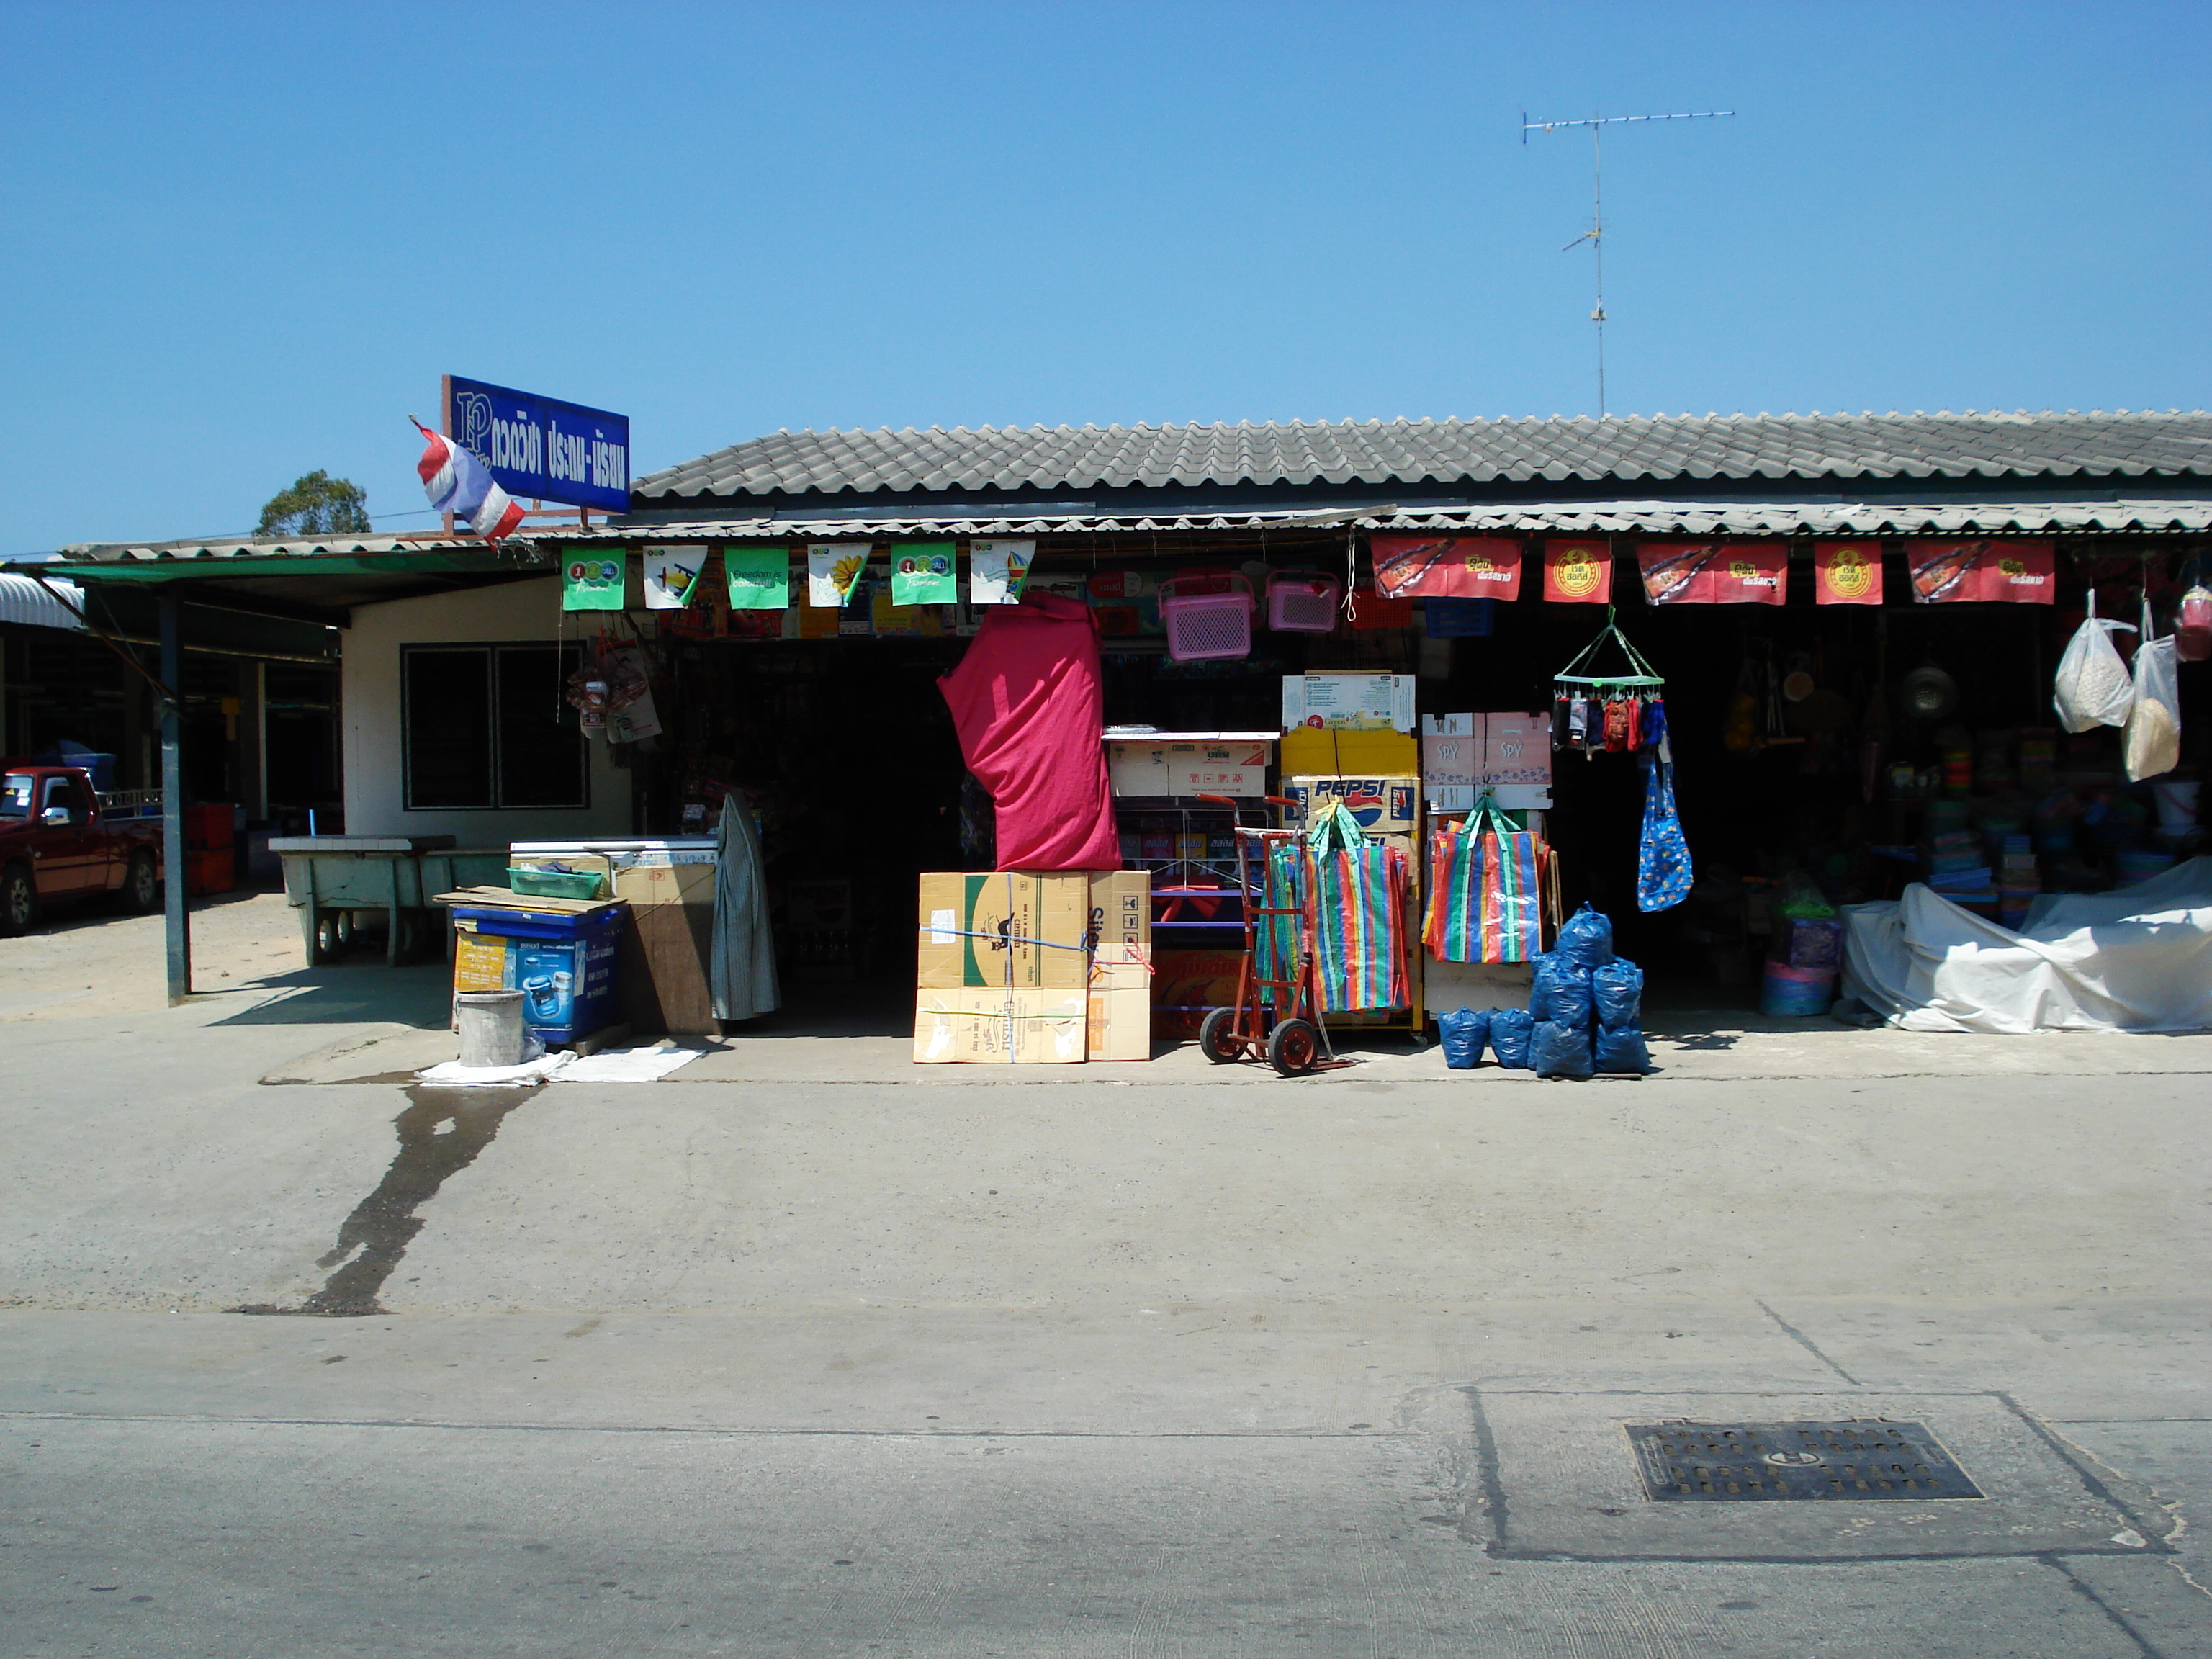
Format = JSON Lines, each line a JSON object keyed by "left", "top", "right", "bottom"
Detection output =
{"left": 454, "top": 904, "right": 624, "bottom": 1046}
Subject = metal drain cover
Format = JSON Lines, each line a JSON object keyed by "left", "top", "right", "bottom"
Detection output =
{"left": 1626, "top": 1419, "right": 1984, "bottom": 1503}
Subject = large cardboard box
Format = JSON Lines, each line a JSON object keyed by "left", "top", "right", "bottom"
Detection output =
{"left": 1087, "top": 981, "right": 1152, "bottom": 1061}
{"left": 913, "top": 987, "right": 1087, "bottom": 1064}
{"left": 1281, "top": 776, "right": 1421, "bottom": 837}
{"left": 1108, "top": 739, "right": 1274, "bottom": 799}
{"left": 1277, "top": 726, "right": 1420, "bottom": 778}
{"left": 1281, "top": 673, "right": 1415, "bottom": 732}
{"left": 1163, "top": 739, "right": 1271, "bottom": 798}
{"left": 1107, "top": 741, "right": 1173, "bottom": 797}
{"left": 916, "top": 873, "right": 1090, "bottom": 989}
{"left": 612, "top": 854, "right": 719, "bottom": 1035}
{"left": 1086, "top": 869, "right": 1150, "bottom": 966}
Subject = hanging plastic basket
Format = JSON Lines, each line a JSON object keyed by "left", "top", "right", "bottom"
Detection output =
{"left": 1159, "top": 570, "right": 1256, "bottom": 662}
{"left": 1266, "top": 570, "right": 1341, "bottom": 632}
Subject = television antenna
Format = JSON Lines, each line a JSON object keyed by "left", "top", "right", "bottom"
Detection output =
{"left": 1522, "top": 108, "right": 1735, "bottom": 417}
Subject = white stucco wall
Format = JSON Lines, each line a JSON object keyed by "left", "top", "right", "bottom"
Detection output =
{"left": 341, "top": 577, "right": 631, "bottom": 842}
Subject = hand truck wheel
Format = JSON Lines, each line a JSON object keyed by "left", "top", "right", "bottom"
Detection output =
{"left": 1197, "top": 1006, "right": 1242, "bottom": 1064}
{"left": 1266, "top": 1017, "right": 1321, "bottom": 1077}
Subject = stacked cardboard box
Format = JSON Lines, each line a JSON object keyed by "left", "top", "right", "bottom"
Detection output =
{"left": 1084, "top": 869, "right": 1151, "bottom": 1061}
{"left": 914, "top": 873, "right": 1088, "bottom": 1064}
{"left": 911, "top": 871, "right": 1152, "bottom": 1063}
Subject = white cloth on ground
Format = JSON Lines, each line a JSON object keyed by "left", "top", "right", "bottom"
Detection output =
{"left": 552, "top": 1044, "right": 708, "bottom": 1083}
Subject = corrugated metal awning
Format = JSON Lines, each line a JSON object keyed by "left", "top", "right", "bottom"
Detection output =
{"left": 606, "top": 499, "right": 2212, "bottom": 541}
{"left": 0, "top": 572, "right": 85, "bottom": 630}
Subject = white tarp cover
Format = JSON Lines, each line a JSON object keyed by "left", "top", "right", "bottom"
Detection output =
{"left": 1841, "top": 858, "right": 2212, "bottom": 1033}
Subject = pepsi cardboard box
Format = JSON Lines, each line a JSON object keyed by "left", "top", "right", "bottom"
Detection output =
{"left": 1280, "top": 776, "right": 1421, "bottom": 837}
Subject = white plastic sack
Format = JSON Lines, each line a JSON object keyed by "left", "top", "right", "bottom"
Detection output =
{"left": 1840, "top": 858, "right": 2212, "bottom": 1033}
{"left": 2051, "top": 590, "right": 2136, "bottom": 733}
{"left": 2123, "top": 601, "right": 2181, "bottom": 782}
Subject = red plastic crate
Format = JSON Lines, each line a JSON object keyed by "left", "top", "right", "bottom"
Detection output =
{"left": 186, "top": 847, "right": 235, "bottom": 896}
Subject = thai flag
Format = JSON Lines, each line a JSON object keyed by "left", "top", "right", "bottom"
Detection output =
{"left": 413, "top": 419, "right": 526, "bottom": 541}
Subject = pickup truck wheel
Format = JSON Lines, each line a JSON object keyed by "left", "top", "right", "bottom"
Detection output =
{"left": 0, "top": 864, "right": 36, "bottom": 937}
{"left": 117, "top": 850, "right": 159, "bottom": 914}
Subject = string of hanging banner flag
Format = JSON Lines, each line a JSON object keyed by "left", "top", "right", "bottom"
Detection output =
{"left": 556, "top": 541, "right": 1039, "bottom": 614}
{"left": 1367, "top": 536, "right": 2062, "bottom": 608}
{"left": 544, "top": 532, "right": 2067, "bottom": 616}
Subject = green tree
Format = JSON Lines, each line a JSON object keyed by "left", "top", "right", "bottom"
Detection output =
{"left": 257, "top": 471, "right": 369, "bottom": 536}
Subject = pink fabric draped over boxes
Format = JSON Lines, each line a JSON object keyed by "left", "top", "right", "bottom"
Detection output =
{"left": 938, "top": 592, "right": 1120, "bottom": 871}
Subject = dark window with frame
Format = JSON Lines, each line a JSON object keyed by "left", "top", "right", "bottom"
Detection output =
{"left": 402, "top": 644, "right": 587, "bottom": 811}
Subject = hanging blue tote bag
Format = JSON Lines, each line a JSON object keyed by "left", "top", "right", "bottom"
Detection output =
{"left": 1636, "top": 752, "right": 1694, "bottom": 913}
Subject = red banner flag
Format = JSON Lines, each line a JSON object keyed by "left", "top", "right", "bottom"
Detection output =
{"left": 1814, "top": 541, "right": 1884, "bottom": 606}
{"left": 1905, "top": 539, "right": 2057, "bottom": 604}
{"left": 1636, "top": 543, "right": 1787, "bottom": 605}
{"left": 1542, "top": 539, "right": 1611, "bottom": 604}
{"left": 1979, "top": 539, "right": 2056, "bottom": 603}
{"left": 1371, "top": 536, "right": 1523, "bottom": 601}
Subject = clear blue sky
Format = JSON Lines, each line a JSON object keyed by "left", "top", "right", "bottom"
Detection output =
{"left": 2, "top": 0, "right": 2207, "bottom": 556}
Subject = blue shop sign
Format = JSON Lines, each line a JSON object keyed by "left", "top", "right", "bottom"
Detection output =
{"left": 444, "top": 375, "right": 631, "bottom": 512}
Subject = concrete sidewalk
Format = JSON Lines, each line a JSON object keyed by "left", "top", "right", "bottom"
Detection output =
{"left": 261, "top": 1010, "right": 2212, "bottom": 1087}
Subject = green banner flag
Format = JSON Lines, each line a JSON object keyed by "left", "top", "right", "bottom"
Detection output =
{"left": 724, "top": 547, "right": 791, "bottom": 610}
{"left": 563, "top": 549, "right": 626, "bottom": 611}
{"left": 891, "top": 541, "right": 958, "bottom": 606}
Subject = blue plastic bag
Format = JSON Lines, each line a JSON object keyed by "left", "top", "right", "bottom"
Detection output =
{"left": 1438, "top": 1007, "right": 1490, "bottom": 1070}
{"left": 1591, "top": 958, "right": 1644, "bottom": 1028}
{"left": 1529, "top": 953, "right": 1593, "bottom": 1028}
{"left": 1557, "top": 902, "right": 1615, "bottom": 967}
{"left": 1531, "top": 1018, "right": 1593, "bottom": 1079}
{"left": 1637, "top": 752, "right": 1694, "bottom": 912}
{"left": 1489, "top": 1007, "right": 1534, "bottom": 1069}
{"left": 1594, "top": 1024, "right": 1651, "bottom": 1074}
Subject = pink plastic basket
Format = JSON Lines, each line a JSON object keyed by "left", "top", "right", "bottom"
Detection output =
{"left": 1266, "top": 570, "right": 1341, "bottom": 632}
{"left": 1159, "top": 571, "right": 1256, "bottom": 662}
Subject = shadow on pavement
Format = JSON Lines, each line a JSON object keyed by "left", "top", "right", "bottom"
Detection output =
{"left": 206, "top": 963, "right": 453, "bottom": 1029}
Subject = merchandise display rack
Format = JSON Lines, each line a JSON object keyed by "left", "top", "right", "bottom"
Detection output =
{"left": 1103, "top": 725, "right": 1425, "bottom": 1040}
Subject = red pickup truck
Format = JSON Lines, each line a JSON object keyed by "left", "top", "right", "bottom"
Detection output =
{"left": 0, "top": 765, "right": 163, "bottom": 934}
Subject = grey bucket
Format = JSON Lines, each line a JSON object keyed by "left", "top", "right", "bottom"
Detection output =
{"left": 454, "top": 990, "right": 528, "bottom": 1069}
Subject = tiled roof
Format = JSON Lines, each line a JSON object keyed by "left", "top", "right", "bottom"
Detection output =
{"left": 637, "top": 410, "right": 2212, "bottom": 500}
{"left": 31, "top": 495, "right": 2206, "bottom": 581}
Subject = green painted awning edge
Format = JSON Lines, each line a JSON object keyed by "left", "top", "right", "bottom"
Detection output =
{"left": 8, "top": 550, "right": 532, "bottom": 585}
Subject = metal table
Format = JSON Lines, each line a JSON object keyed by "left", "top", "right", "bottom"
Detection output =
{"left": 271, "top": 837, "right": 507, "bottom": 966}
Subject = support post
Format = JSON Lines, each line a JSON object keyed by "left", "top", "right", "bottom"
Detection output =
{"left": 160, "top": 592, "right": 190, "bottom": 1005}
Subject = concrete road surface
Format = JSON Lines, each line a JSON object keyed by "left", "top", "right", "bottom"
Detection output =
{"left": 1, "top": 901, "right": 2206, "bottom": 1655}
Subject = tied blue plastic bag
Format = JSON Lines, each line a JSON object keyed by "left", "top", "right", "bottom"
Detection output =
{"left": 1489, "top": 1007, "right": 1534, "bottom": 1069}
{"left": 1438, "top": 1007, "right": 1490, "bottom": 1070}
{"left": 1591, "top": 958, "right": 1643, "bottom": 1028}
{"left": 1529, "top": 953, "right": 1593, "bottom": 1028}
{"left": 1556, "top": 902, "right": 1614, "bottom": 967}
{"left": 1594, "top": 1024, "right": 1651, "bottom": 1074}
{"left": 1531, "top": 1018, "right": 1593, "bottom": 1079}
